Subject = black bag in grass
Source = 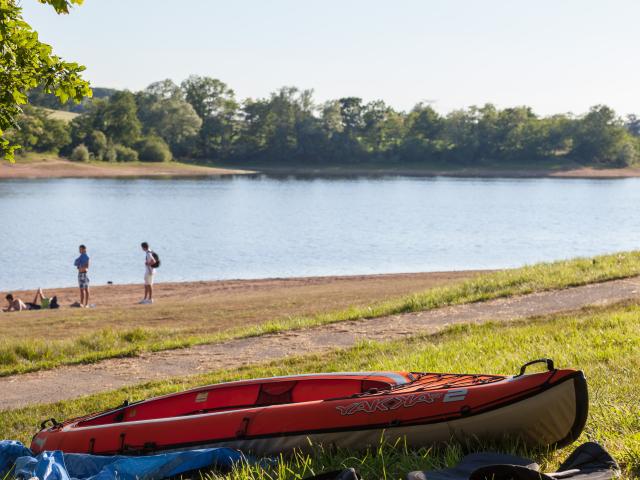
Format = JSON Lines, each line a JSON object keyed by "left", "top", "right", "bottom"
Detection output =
{"left": 407, "top": 453, "right": 539, "bottom": 480}
{"left": 407, "top": 442, "right": 619, "bottom": 480}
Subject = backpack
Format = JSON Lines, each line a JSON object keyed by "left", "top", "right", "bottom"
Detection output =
{"left": 151, "top": 251, "right": 161, "bottom": 268}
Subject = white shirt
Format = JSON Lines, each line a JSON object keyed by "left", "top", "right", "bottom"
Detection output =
{"left": 145, "top": 251, "right": 155, "bottom": 275}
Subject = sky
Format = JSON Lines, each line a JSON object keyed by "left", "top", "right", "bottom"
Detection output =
{"left": 20, "top": 0, "right": 640, "bottom": 116}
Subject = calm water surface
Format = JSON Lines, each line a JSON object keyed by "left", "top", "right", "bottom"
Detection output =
{"left": 0, "top": 175, "right": 639, "bottom": 290}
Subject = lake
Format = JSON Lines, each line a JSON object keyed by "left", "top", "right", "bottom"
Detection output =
{"left": 0, "top": 175, "right": 639, "bottom": 291}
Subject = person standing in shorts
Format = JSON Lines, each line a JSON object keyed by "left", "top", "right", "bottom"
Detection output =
{"left": 74, "top": 244, "right": 90, "bottom": 307}
{"left": 140, "top": 242, "right": 156, "bottom": 304}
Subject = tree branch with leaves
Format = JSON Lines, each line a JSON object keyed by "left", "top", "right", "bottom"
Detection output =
{"left": 0, "top": 0, "right": 91, "bottom": 161}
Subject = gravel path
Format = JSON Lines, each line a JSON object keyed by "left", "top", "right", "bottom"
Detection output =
{"left": 3, "top": 277, "right": 640, "bottom": 410}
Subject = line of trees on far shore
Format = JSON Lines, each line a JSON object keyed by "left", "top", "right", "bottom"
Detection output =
{"left": 9, "top": 77, "right": 640, "bottom": 167}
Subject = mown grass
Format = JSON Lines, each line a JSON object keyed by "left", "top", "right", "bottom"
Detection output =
{"left": 11, "top": 151, "right": 58, "bottom": 163}
{"left": 3, "top": 251, "right": 640, "bottom": 377}
{"left": 41, "top": 108, "right": 79, "bottom": 123}
{"left": 2, "top": 302, "right": 639, "bottom": 478}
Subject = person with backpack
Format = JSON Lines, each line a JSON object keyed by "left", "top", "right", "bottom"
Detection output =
{"left": 140, "top": 242, "right": 160, "bottom": 304}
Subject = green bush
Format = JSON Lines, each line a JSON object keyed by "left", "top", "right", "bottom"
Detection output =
{"left": 114, "top": 144, "right": 138, "bottom": 162}
{"left": 104, "top": 145, "right": 117, "bottom": 162}
{"left": 613, "top": 137, "right": 640, "bottom": 166}
{"left": 70, "top": 144, "right": 90, "bottom": 162}
{"left": 136, "top": 136, "right": 172, "bottom": 162}
{"left": 86, "top": 130, "right": 108, "bottom": 160}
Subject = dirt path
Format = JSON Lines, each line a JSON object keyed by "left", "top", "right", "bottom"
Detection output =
{"left": 3, "top": 277, "right": 640, "bottom": 410}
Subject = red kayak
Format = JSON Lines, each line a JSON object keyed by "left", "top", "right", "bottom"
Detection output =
{"left": 31, "top": 359, "right": 587, "bottom": 456}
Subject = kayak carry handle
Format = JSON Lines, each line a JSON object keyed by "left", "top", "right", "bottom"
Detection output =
{"left": 517, "top": 358, "right": 555, "bottom": 376}
{"left": 40, "top": 418, "right": 60, "bottom": 430}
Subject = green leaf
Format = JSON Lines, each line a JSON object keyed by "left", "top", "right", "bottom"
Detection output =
{"left": 11, "top": 89, "right": 27, "bottom": 104}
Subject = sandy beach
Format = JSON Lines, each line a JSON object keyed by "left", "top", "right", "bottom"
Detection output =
{"left": 0, "top": 157, "right": 252, "bottom": 179}
{"left": 0, "top": 271, "right": 484, "bottom": 341}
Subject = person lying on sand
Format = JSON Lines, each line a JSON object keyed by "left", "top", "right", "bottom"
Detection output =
{"left": 3, "top": 289, "right": 59, "bottom": 312}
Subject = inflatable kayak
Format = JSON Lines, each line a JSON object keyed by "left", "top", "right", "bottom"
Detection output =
{"left": 31, "top": 359, "right": 587, "bottom": 456}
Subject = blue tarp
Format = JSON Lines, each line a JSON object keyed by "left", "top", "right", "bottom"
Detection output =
{"left": 0, "top": 440, "right": 248, "bottom": 480}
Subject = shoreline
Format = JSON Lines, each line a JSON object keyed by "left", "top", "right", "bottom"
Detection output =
{"left": 0, "top": 157, "right": 254, "bottom": 179}
{"left": 238, "top": 164, "right": 640, "bottom": 179}
{"left": 3, "top": 270, "right": 486, "bottom": 312}
{"left": 3, "top": 157, "right": 640, "bottom": 179}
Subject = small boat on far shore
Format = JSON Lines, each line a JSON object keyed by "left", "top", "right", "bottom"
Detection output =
{"left": 31, "top": 359, "right": 587, "bottom": 456}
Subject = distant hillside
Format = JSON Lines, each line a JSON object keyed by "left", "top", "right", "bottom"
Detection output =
{"left": 28, "top": 86, "right": 119, "bottom": 113}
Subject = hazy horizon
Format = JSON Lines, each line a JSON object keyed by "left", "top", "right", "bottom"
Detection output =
{"left": 21, "top": 0, "right": 640, "bottom": 117}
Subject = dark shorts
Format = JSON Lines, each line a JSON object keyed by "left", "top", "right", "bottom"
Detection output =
{"left": 25, "top": 302, "right": 41, "bottom": 310}
{"left": 78, "top": 272, "right": 90, "bottom": 289}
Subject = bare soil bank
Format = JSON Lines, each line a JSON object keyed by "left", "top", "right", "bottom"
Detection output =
{"left": 0, "top": 158, "right": 252, "bottom": 178}
{"left": 1, "top": 271, "right": 482, "bottom": 341}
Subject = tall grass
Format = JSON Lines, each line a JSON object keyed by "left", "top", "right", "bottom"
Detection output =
{"left": 202, "top": 437, "right": 545, "bottom": 480}
{"left": 202, "top": 439, "right": 467, "bottom": 480}
{"left": 2, "top": 301, "right": 639, "bottom": 477}
{"left": 3, "top": 251, "right": 640, "bottom": 377}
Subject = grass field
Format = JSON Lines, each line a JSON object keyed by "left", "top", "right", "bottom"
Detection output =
{"left": 0, "top": 272, "right": 476, "bottom": 376}
{"left": 41, "top": 108, "right": 80, "bottom": 123}
{"left": 2, "top": 251, "right": 640, "bottom": 377}
{"left": 10, "top": 151, "right": 58, "bottom": 163}
{"left": 2, "top": 302, "right": 638, "bottom": 478}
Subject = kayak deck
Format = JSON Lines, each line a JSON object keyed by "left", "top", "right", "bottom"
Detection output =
{"left": 75, "top": 371, "right": 505, "bottom": 427}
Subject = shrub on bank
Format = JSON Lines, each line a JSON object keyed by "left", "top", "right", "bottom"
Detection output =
{"left": 86, "top": 130, "right": 108, "bottom": 160}
{"left": 136, "top": 136, "right": 172, "bottom": 162}
{"left": 114, "top": 144, "right": 138, "bottom": 162}
{"left": 70, "top": 144, "right": 90, "bottom": 162}
{"left": 104, "top": 145, "right": 117, "bottom": 162}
